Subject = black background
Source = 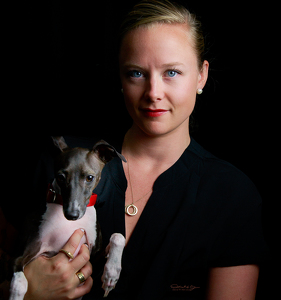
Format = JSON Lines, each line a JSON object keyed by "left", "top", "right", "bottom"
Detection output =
{"left": 3, "top": 0, "right": 278, "bottom": 298}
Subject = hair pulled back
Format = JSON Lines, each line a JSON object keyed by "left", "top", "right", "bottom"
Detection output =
{"left": 119, "top": 0, "right": 205, "bottom": 70}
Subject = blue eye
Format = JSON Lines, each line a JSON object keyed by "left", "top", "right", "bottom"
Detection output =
{"left": 129, "top": 70, "right": 143, "bottom": 78}
{"left": 166, "top": 70, "right": 177, "bottom": 77}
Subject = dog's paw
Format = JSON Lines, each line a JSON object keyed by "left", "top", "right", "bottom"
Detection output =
{"left": 101, "top": 234, "right": 125, "bottom": 297}
{"left": 9, "top": 271, "right": 28, "bottom": 300}
{"left": 101, "top": 261, "right": 121, "bottom": 297}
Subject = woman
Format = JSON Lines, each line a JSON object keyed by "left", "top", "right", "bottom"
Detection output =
{"left": 23, "top": 1, "right": 268, "bottom": 299}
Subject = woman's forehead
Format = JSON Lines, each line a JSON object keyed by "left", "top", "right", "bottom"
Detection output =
{"left": 119, "top": 23, "right": 197, "bottom": 68}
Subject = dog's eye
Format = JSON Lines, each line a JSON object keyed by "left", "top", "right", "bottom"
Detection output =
{"left": 86, "top": 175, "right": 94, "bottom": 182}
{"left": 56, "top": 173, "right": 66, "bottom": 183}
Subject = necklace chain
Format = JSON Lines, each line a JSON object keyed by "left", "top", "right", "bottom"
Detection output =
{"left": 125, "top": 157, "right": 152, "bottom": 216}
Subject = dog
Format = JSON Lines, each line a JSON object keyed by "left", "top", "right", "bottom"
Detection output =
{"left": 9, "top": 136, "right": 126, "bottom": 300}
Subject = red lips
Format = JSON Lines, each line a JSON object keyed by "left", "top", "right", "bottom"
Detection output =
{"left": 141, "top": 108, "right": 169, "bottom": 117}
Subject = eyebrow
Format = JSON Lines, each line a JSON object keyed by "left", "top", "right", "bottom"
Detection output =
{"left": 122, "top": 63, "right": 143, "bottom": 70}
{"left": 161, "top": 62, "right": 185, "bottom": 68}
{"left": 122, "top": 62, "right": 185, "bottom": 69}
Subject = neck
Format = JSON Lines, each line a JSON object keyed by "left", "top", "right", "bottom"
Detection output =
{"left": 122, "top": 122, "right": 191, "bottom": 167}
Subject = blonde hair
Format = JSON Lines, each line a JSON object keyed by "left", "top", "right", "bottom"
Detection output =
{"left": 119, "top": 0, "right": 205, "bottom": 69}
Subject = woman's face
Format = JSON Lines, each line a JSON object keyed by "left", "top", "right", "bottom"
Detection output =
{"left": 119, "top": 23, "right": 208, "bottom": 137}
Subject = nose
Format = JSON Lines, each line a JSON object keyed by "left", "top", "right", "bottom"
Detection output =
{"left": 64, "top": 209, "right": 80, "bottom": 221}
{"left": 145, "top": 75, "right": 164, "bottom": 102}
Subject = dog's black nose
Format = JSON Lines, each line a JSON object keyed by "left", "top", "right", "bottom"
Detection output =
{"left": 65, "top": 210, "right": 80, "bottom": 221}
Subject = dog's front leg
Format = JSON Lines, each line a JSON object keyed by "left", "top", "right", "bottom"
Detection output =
{"left": 101, "top": 233, "right": 125, "bottom": 297}
{"left": 9, "top": 271, "right": 28, "bottom": 300}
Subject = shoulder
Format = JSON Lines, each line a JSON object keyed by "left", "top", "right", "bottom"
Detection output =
{"left": 184, "top": 141, "right": 268, "bottom": 267}
{"left": 185, "top": 139, "right": 262, "bottom": 207}
{"left": 187, "top": 138, "right": 248, "bottom": 176}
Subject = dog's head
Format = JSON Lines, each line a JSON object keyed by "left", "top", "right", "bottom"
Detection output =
{"left": 52, "top": 136, "right": 126, "bottom": 220}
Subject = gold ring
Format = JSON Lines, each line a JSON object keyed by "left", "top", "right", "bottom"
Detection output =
{"left": 76, "top": 272, "right": 86, "bottom": 284}
{"left": 59, "top": 249, "right": 74, "bottom": 260}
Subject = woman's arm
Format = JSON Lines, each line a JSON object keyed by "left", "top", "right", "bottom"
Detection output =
{"left": 23, "top": 229, "right": 93, "bottom": 300}
{"left": 207, "top": 264, "right": 259, "bottom": 300}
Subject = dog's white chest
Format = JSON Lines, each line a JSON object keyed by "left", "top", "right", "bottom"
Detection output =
{"left": 38, "top": 203, "right": 97, "bottom": 257}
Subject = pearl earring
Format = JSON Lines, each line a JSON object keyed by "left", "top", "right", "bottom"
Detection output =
{"left": 197, "top": 88, "right": 203, "bottom": 95}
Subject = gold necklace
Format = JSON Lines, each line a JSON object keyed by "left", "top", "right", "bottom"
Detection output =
{"left": 125, "top": 158, "right": 152, "bottom": 216}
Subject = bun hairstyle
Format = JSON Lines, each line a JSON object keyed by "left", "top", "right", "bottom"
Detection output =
{"left": 119, "top": 0, "right": 205, "bottom": 70}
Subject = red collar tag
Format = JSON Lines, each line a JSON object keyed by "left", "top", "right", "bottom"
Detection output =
{"left": 46, "top": 184, "right": 97, "bottom": 207}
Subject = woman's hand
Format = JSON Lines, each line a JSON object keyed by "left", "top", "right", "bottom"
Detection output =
{"left": 23, "top": 229, "right": 93, "bottom": 300}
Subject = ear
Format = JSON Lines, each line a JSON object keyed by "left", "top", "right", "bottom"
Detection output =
{"left": 93, "top": 140, "right": 127, "bottom": 164}
{"left": 197, "top": 60, "right": 209, "bottom": 90}
{"left": 51, "top": 136, "right": 69, "bottom": 152}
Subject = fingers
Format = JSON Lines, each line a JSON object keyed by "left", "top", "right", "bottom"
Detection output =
{"left": 60, "top": 242, "right": 93, "bottom": 299}
{"left": 61, "top": 232, "right": 92, "bottom": 285}
{"left": 57, "top": 230, "right": 93, "bottom": 292}
{"left": 75, "top": 275, "right": 93, "bottom": 299}
{"left": 57, "top": 228, "right": 85, "bottom": 262}
{"left": 24, "top": 230, "right": 92, "bottom": 300}
{"left": 71, "top": 243, "right": 91, "bottom": 273}
{"left": 24, "top": 252, "right": 92, "bottom": 300}
{"left": 75, "top": 261, "right": 91, "bottom": 283}
{"left": 73, "top": 246, "right": 93, "bottom": 298}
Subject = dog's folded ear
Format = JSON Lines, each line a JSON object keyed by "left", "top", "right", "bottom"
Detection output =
{"left": 93, "top": 140, "right": 127, "bottom": 164}
{"left": 52, "top": 136, "right": 69, "bottom": 152}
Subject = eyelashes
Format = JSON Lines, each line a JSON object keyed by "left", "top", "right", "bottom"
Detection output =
{"left": 126, "top": 68, "right": 182, "bottom": 79}
{"left": 128, "top": 70, "right": 143, "bottom": 78}
{"left": 165, "top": 69, "right": 182, "bottom": 77}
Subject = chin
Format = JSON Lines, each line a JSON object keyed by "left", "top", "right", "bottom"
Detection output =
{"left": 135, "top": 115, "right": 191, "bottom": 137}
{"left": 137, "top": 122, "right": 176, "bottom": 137}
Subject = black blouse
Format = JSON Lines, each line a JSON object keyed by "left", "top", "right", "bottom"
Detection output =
{"left": 20, "top": 136, "right": 268, "bottom": 299}
{"left": 85, "top": 138, "right": 268, "bottom": 299}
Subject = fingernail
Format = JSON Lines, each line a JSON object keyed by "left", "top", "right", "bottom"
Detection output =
{"left": 84, "top": 243, "right": 89, "bottom": 248}
{"left": 80, "top": 228, "right": 85, "bottom": 233}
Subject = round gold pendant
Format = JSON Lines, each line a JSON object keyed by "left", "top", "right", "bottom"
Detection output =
{"left": 125, "top": 204, "right": 138, "bottom": 216}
